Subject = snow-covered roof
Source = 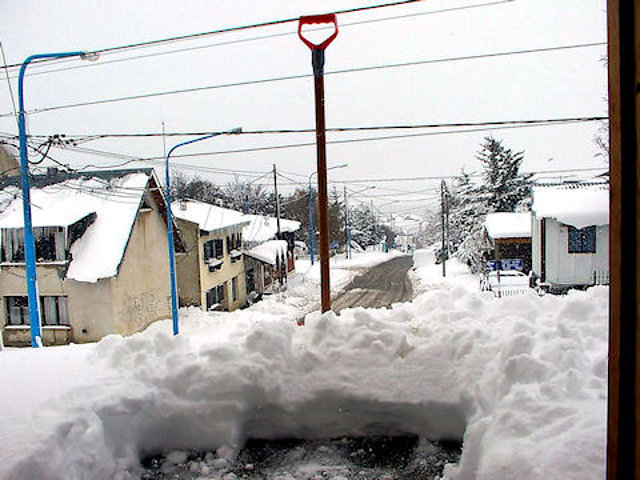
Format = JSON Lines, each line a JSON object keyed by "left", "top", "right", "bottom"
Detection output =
{"left": 172, "top": 200, "right": 249, "bottom": 233}
{"left": 0, "top": 170, "right": 153, "bottom": 282}
{"left": 532, "top": 184, "right": 609, "bottom": 229}
{"left": 243, "top": 214, "right": 300, "bottom": 244}
{"left": 485, "top": 212, "right": 531, "bottom": 239}
{"left": 246, "top": 239, "right": 288, "bottom": 265}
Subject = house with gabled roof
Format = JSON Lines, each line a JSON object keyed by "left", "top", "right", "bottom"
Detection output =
{"left": 0, "top": 168, "right": 185, "bottom": 346}
{"left": 531, "top": 182, "right": 609, "bottom": 293}
{"left": 171, "top": 199, "right": 250, "bottom": 312}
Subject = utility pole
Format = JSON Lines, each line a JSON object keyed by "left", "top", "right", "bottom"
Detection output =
{"left": 273, "top": 164, "right": 281, "bottom": 237}
{"left": 344, "top": 186, "right": 349, "bottom": 259}
{"left": 441, "top": 180, "right": 447, "bottom": 277}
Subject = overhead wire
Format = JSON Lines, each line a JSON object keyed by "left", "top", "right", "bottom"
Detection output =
{"left": 20, "top": 116, "right": 608, "bottom": 140}
{"left": 1, "top": 0, "right": 428, "bottom": 71}
{"left": 0, "top": 41, "right": 606, "bottom": 118}
{"left": 6, "top": 0, "right": 515, "bottom": 80}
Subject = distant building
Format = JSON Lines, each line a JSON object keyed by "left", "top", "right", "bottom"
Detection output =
{"left": 531, "top": 183, "right": 609, "bottom": 293}
{"left": 0, "top": 168, "right": 185, "bottom": 346}
{"left": 484, "top": 212, "right": 532, "bottom": 273}
{"left": 172, "top": 200, "right": 250, "bottom": 312}
{"left": 242, "top": 214, "right": 300, "bottom": 299}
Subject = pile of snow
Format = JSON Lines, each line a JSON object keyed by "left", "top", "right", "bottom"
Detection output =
{"left": 532, "top": 184, "right": 609, "bottom": 229}
{"left": 0, "top": 171, "right": 150, "bottom": 282}
{"left": 484, "top": 212, "right": 531, "bottom": 239}
{"left": 0, "top": 250, "right": 607, "bottom": 479}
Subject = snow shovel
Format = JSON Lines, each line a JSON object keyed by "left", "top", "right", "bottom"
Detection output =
{"left": 298, "top": 13, "right": 338, "bottom": 313}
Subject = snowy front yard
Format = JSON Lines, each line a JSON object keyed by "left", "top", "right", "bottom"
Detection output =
{"left": 0, "top": 250, "right": 607, "bottom": 480}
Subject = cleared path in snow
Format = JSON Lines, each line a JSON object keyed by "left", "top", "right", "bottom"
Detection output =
{"left": 331, "top": 254, "right": 414, "bottom": 314}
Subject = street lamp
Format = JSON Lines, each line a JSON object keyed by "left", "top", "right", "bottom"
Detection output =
{"left": 18, "top": 51, "right": 100, "bottom": 348}
{"left": 165, "top": 127, "right": 242, "bottom": 336}
{"left": 308, "top": 163, "right": 347, "bottom": 266}
{"left": 344, "top": 185, "right": 375, "bottom": 259}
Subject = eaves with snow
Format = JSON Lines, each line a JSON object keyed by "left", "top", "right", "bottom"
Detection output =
{"left": 171, "top": 199, "right": 249, "bottom": 233}
{"left": 242, "top": 214, "right": 300, "bottom": 244}
{"left": 532, "top": 183, "right": 609, "bottom": 229}
{"left": 0, "top": 169, "right": 167, "bottom": 283}
{"left": 245, "top": 239, "right": 288, "bottom": 265}
{"left": 484, "top": 212, "right": 532, "bottom": 239}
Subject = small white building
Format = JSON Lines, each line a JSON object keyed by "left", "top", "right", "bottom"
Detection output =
{"left": 531, "top": 183, "right": 609, "bottom": 292}
{"left": 484, "top": 212, "right": 532, "bottom": 272}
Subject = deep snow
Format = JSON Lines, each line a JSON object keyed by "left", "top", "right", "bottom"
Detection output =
{"left": 0, "top": 249, "right": 607, "bottom": 479}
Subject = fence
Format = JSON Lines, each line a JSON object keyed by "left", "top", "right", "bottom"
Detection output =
{"left": 593, "top": 270, "right": 610, "bottom": 285}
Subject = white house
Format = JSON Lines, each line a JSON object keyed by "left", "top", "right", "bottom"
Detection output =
{"left": 531, "top": 183, "right": 609, "bottom": 293}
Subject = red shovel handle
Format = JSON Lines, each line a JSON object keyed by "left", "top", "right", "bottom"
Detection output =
{"left": 298, "top": 14, "right": 338, "bottom": 50}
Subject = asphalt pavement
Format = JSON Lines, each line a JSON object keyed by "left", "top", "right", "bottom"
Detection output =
{"left": 331, "top": 254, "right": 415, "bottom": 314}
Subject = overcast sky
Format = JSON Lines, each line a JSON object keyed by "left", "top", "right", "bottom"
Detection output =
{"left": 0, "top": 0, "right": 608, "bottom": 214}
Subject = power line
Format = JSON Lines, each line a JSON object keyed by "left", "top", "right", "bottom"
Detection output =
{"left": 20, "top": 116, "right": 608, "bottom": 140}
{"left": 7, "top": 0, "right": 514, "bottom": 80}
{"left": 134, "top": 117, "right": 607, "bottom": 161}
{"left": 0, "top": 41, "right": 605, "bottom": 118}
{"left": 1, "top": 0, "right": 427, "bottom": 71}
{"left": 9, "top": 117, "right": 605, "bottom": 173}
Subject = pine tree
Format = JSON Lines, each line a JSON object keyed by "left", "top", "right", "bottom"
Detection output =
{"left": 476, "top": 136, "right": 532, "bottom": 212}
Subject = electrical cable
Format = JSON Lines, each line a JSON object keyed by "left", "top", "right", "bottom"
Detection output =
{"left": 1, "top": 0, "right": 427, "bottom": 71}
{"left": 0, "top": 41, "right": 605, "bottom": 118}
{"left": 7, "top": 0, "right": 515, "bottom": 80}
{"left": 20, "top": 116, "right": 608, "bottom": 140}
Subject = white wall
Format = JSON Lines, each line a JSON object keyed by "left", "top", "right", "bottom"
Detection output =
{"left": 543, "top": 219, "right": 609, "bottom": 286}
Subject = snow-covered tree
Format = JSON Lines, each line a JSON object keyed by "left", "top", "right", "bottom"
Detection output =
{"left": 476, "top": 137, "right": 532, "bottom": 213}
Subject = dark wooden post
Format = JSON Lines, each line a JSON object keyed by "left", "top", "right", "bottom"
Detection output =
{"left": 607, "top": 1, "right": 640, "bottom": 477}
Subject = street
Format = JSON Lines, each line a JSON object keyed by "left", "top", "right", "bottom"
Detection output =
{"left": 332, "top": 255, "right": 415, "bottom": 314}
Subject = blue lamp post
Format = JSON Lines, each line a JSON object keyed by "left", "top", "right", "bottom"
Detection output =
{"left": 165, "top": 127, "right": 241, "bottom": 335}
{"left": 18, "top": 51, "right": 99, "bottom": 348}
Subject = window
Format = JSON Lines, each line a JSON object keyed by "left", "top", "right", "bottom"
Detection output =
{"left": 246, "top": 268, "right": 255, "bottom": 294}
{"left": 1, "top": 227, "right": 66, "bottom": 263}
{"left": 203, "top": 238, "right": 225, "bottom": 261}
{"left": 568, "top": 226, "right": 596, "bottom": 254}
{"left": 205, "top": 284, "right": 225, "bottom": 310}
{"left": 5, "top": 296, "right": 69, "bottom": 326}
{"left": 231, "top": 276, "right": 238, "bottom": 302}
{"left": 215, "top": 239, "right": 224, "bottom": 259}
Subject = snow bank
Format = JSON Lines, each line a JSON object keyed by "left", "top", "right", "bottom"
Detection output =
{"left": 0, "top": 250, "right": 607, "bottom": 480}
{"left": 532, "top": 184, "right": 609, "bottom": 229}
